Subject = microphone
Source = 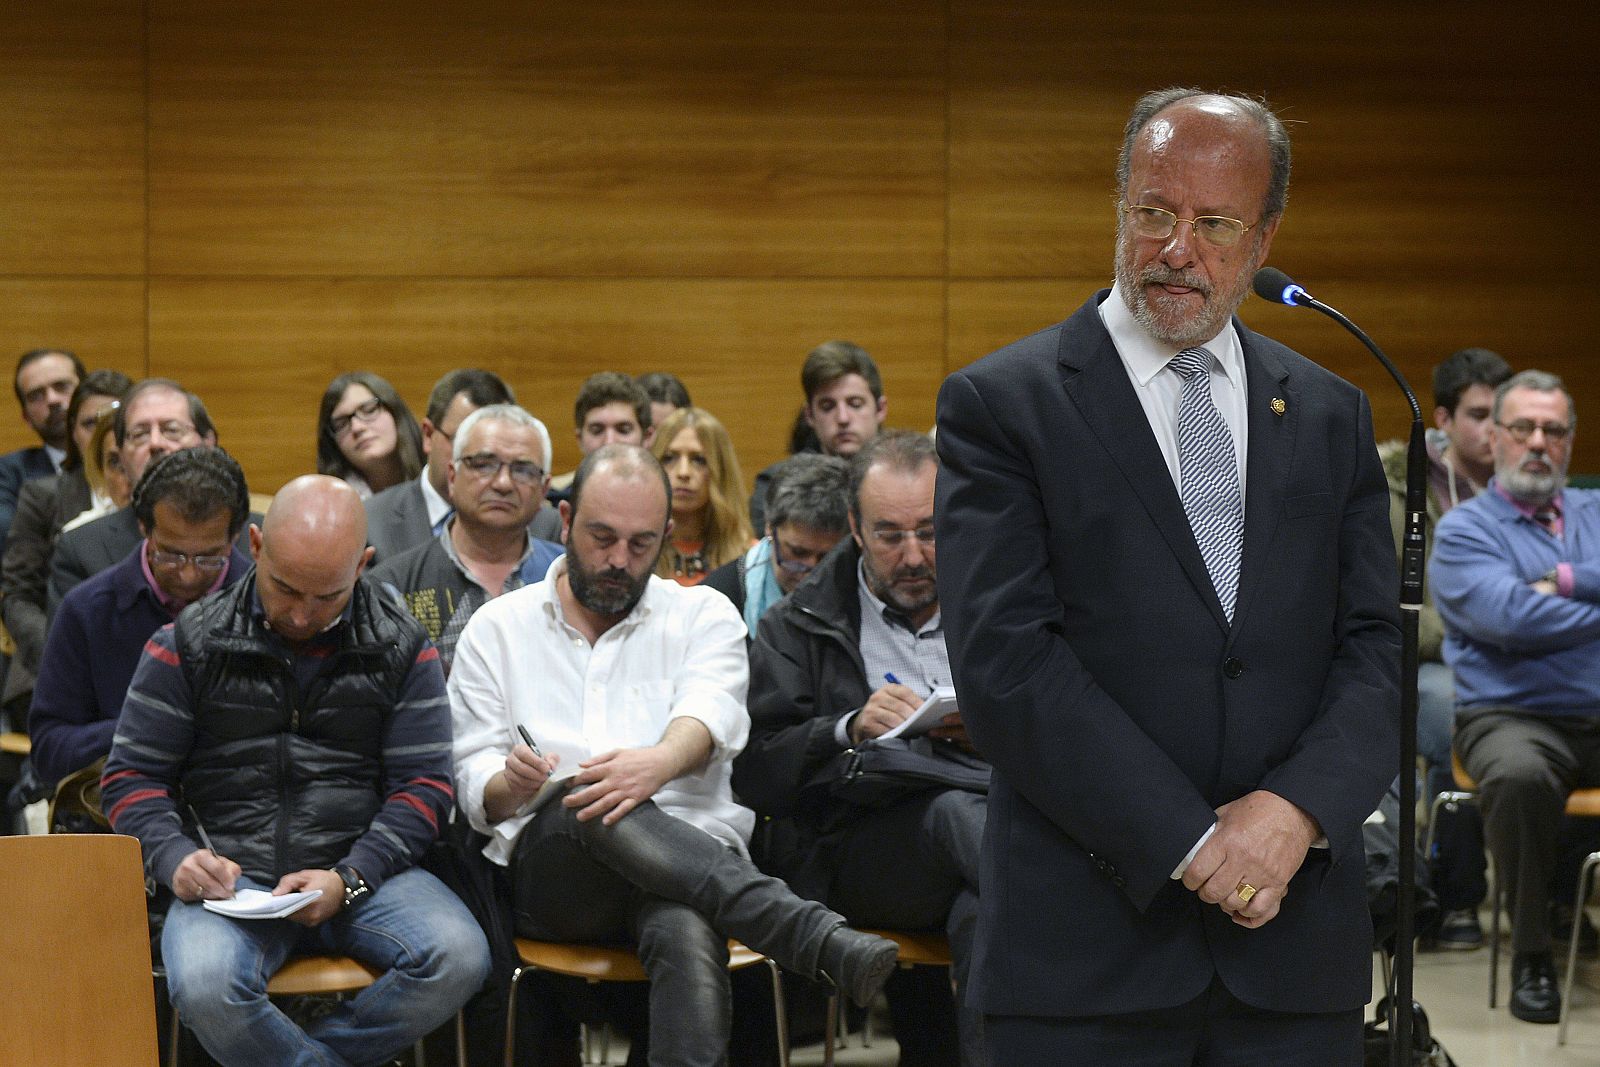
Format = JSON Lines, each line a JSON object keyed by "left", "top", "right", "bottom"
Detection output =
{"left": 1251, "top": 266, "right": 1312, "bottom": 308}
{"left": 1249, "top": 267, "right": 1419, "bottom": 422}
{"left": 1251, "top": 263, "right": 1426, "bottom": 1066}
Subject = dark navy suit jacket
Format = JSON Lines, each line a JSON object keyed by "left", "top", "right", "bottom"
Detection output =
{"left": 935, "top": 292, "right": 1400, "bottom": 1018}
{"left": 0, "top": 445, "right": 56, "bottom": 556}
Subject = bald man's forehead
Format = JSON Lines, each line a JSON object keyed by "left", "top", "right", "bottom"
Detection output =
{"left": 579, "top": 464, "right": 668, "bottom": 525}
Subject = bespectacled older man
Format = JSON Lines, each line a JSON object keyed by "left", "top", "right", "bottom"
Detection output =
{"left": 1431, "top": 369, "right": 1600, "bottom": 1024}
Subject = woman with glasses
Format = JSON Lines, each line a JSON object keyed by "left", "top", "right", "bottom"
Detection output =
{"left": 704, "top": 452, "right": 850, "bottom": 636}
{"left": 650, "top": 406, "right": 753, "bottom": 585}
{"left": 316, "top": 372, "right": 424, "bottom": 499}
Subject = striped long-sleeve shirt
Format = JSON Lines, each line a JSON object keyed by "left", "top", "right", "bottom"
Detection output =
{"left": 101, "top": 612, "right": 453, "bottom": 893}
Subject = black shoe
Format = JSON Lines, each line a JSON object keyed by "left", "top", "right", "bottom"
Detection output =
{"left": 1429, "top": 908, "right": 1483, "bottom": 951}
{"left": 1551, "top": 903, "right": 1599, "bottom": 957}
{"left": 1509, "top": 951, "right": 1561, "bottom": 1024}
{"left": 816, "top": 926, "right": 898, "bottom": 1008}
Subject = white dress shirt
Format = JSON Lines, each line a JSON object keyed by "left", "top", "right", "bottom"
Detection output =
{"left": 1098, "top": 281, "right": 1249, "bottom": 502}
{"left": 419, "top": 470, "right": 453, "bottom": 532}
{"left": 448, "top": 556, "right": 755, "bottom": 866}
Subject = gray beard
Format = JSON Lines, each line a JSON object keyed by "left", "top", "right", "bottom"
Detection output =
{"left": 1496, "top": 464, "right": 1566, "bottom": 506}
{"left": 1113, "top": 227, "right": 1256, "bottom": 350}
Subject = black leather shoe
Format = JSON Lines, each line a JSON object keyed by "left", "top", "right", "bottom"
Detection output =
{"left": 1421, "top": 908, "right": 1483, "bottom": 951}
{"left": 816, "top": 926, "right": 898, "bottom": 1008}
{"left": 1509, "top": 951, "right": 1561, "bottom": 1024}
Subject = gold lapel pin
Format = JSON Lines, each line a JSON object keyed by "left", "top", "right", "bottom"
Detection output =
{"left": 1270, "top": 397, "right": 1286, "bottom": 416}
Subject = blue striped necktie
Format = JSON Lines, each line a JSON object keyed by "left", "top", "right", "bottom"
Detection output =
{"left": 1170, "top": 346, "right": 1243, "bottom": 621}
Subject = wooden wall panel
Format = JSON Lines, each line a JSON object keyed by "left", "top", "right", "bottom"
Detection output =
{"left": 0, "top": 3, "right": 1593, "bottom": 477}
{"left": 0, "top": 280, "right": 148, "bottom": 454}
{"left": 148, "top": 278, "right": 943, "bottom": 495}
{"left": 0, "top": 2, "right": 145, "bottom": 276}
{"left": 147, "top": 0, "right": 946, "bottom": 278}
{"left": 947, "top": 1, "right": 1595, "bottom": 468}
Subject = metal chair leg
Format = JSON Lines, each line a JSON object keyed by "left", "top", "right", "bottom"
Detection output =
{"left": 1490, "top": 870, "right": 1502, "bottom": 1008}
{"left": 1560, "top": 852, "right": 1600, "bottom": 1045}
{"left": 764, "top": 959, "right": 790, "bottom": 1067}
{"left": 822, "top": 992, "right": 838, "bottom": 1067}
{"left": 504, "top": 963, "right": 530, "bottom": 1067}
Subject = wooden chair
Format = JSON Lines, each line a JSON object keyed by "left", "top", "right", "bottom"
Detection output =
{"left": 0, "top": 833, "right": 159, "bottom": 1065}
{"left": 168, "top": 954, "right": 459, "bottom": 1066}
{"left": 1438, "top": 754, "right": 1600, "bottom": 1012}
{"left": 505, "top": 938, "right": 788, "bottom": 1067}
{"left": 822, "top": 929, "right": 951, "bottom": 1067}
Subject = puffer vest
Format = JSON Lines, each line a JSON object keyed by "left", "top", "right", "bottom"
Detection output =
{"left": 173, "top": 572, "right": 426, "bottom": 883}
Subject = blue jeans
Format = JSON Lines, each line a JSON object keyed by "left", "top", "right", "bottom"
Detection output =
{"left": 163, "top": 867, "right": 490, "bottom": 1067}
{"left": 512, "top": 798, "right": 845, "bottom": 1067}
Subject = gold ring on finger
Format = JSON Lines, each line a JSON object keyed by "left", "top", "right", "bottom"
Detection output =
{"left": 1235, "top": 881, "right": 1258, "bottom": 903}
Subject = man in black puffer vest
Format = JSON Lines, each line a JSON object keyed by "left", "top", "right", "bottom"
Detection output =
{"left": 103, "top": 475, "right": 489, "bottom": 1067}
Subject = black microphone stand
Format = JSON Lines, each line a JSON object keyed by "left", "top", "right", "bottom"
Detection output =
{"left": 1254, "top": 271, "right": 1424, "bottom": 1067}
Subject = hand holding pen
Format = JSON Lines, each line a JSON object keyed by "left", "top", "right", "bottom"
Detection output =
{"left": 850, "top": 671, "right": 925, "bottom": 745}
{"left": 505, "top": 723, "right": 560, "bottom": 801}
{"left": 172, "top": 803, "right": 240, "bottom": 902}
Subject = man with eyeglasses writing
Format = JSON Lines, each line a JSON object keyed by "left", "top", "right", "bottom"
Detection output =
{"left": 30, "top": 447, "right": 252, "bottom": 791}
{"left": 935, "top": 90, "right": 1400, "bottom": 1062}
{"left": 371, "top": 403, "right": 563, "bottom": 676}
{"left": 738, "top": 429, "right": 989, "bottom": 1067}
{"left": 1431, "top": 370, "right": 1600, "bottom": 1024}
{"left": 47, "top": 378, "right": 250, "bottom": 615}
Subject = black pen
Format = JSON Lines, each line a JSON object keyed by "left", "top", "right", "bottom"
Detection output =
{"left": 187, "top": 803, "right": 215, "bottom": 853}
{"left": 516, "top": 723, "right": 544, "bottom": 759}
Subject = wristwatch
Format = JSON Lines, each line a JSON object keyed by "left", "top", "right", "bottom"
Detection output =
{"left": 332, "top": 864, "right": 370, "bottom": 909}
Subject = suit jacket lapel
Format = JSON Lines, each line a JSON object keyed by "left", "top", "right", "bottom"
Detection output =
{"left": 1233, "top": 323, "right": 1296, "bottom": 634}
{"left": 1056, "top": 300, "right": 1230, "bottom": 633}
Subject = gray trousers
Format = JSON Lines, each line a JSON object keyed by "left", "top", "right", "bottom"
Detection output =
{"left": 512, "top": 797, "right": 845, "bottom": 1067}
{"left": 1455, "top": 707, "right": 1600, "bottom": 954}
{"left": 828, "top": 788, "right": 988, "bottom": 1067}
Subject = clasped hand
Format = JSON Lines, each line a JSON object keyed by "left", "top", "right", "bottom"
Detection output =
{"left": 1181, "top": 790, "right": 1320, "bottom": 929}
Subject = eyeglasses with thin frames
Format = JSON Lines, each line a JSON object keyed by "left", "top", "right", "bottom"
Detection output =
{"left": 869, "top": 526, "right": 936, "bottom": 549}
{"left": 1496, "top": 420, "right": 1571, "bottom": 444}
{"left": 149, "top": 547, "right": 230, "bottom": 573}
{"left": 455, "top": 453, "right": 545, "bottom": 487}
{"left": 126, "top": 420, "right": 197, "bottom": 447}
{"left": 772, "top": 539, "right": 816, "bottom": 576}
{"left": 1122, "top": 201, "right": 1255, "bottom": 249}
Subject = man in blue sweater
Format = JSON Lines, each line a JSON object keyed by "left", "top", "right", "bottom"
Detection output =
{"left": 101, "top": 474, "right": 489, "bottom": 1066}
{"left": 1431, "top": 369, "right": 1600, "bottom": 1024}
{"left": 29, "top": 447, "right": 252, "bottom": 788}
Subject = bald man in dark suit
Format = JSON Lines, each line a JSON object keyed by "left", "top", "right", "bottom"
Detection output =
{"left": 935, "top": 89, "right": 1399, "bottom": 1064}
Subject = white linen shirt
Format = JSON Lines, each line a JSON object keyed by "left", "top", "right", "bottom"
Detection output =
{"left": 448, "top": 556, "right": 755, "bottom": 866}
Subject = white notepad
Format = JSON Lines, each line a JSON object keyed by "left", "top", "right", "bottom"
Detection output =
{"left": 878, "top": 686, "right": 959, "bottom": 740}
{"left": 202, "top": 888, "right": 322, "bottom": 920}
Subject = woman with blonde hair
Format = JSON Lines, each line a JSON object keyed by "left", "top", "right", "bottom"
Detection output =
{"left": 650, "top": 406, "right": 752, "bottom": 585}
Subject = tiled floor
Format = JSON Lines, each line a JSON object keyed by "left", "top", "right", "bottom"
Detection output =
{"left": 778, "top": 912, "right": 1600, "bottom": 1066}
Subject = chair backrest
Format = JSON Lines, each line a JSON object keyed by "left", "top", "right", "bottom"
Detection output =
{"left": 0, "top": 833, "right": 159, "bottom": 1065}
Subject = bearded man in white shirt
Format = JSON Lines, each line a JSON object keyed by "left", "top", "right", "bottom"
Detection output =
{"left": 449, "top": 443, "right": 896, "bottom": 1066}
